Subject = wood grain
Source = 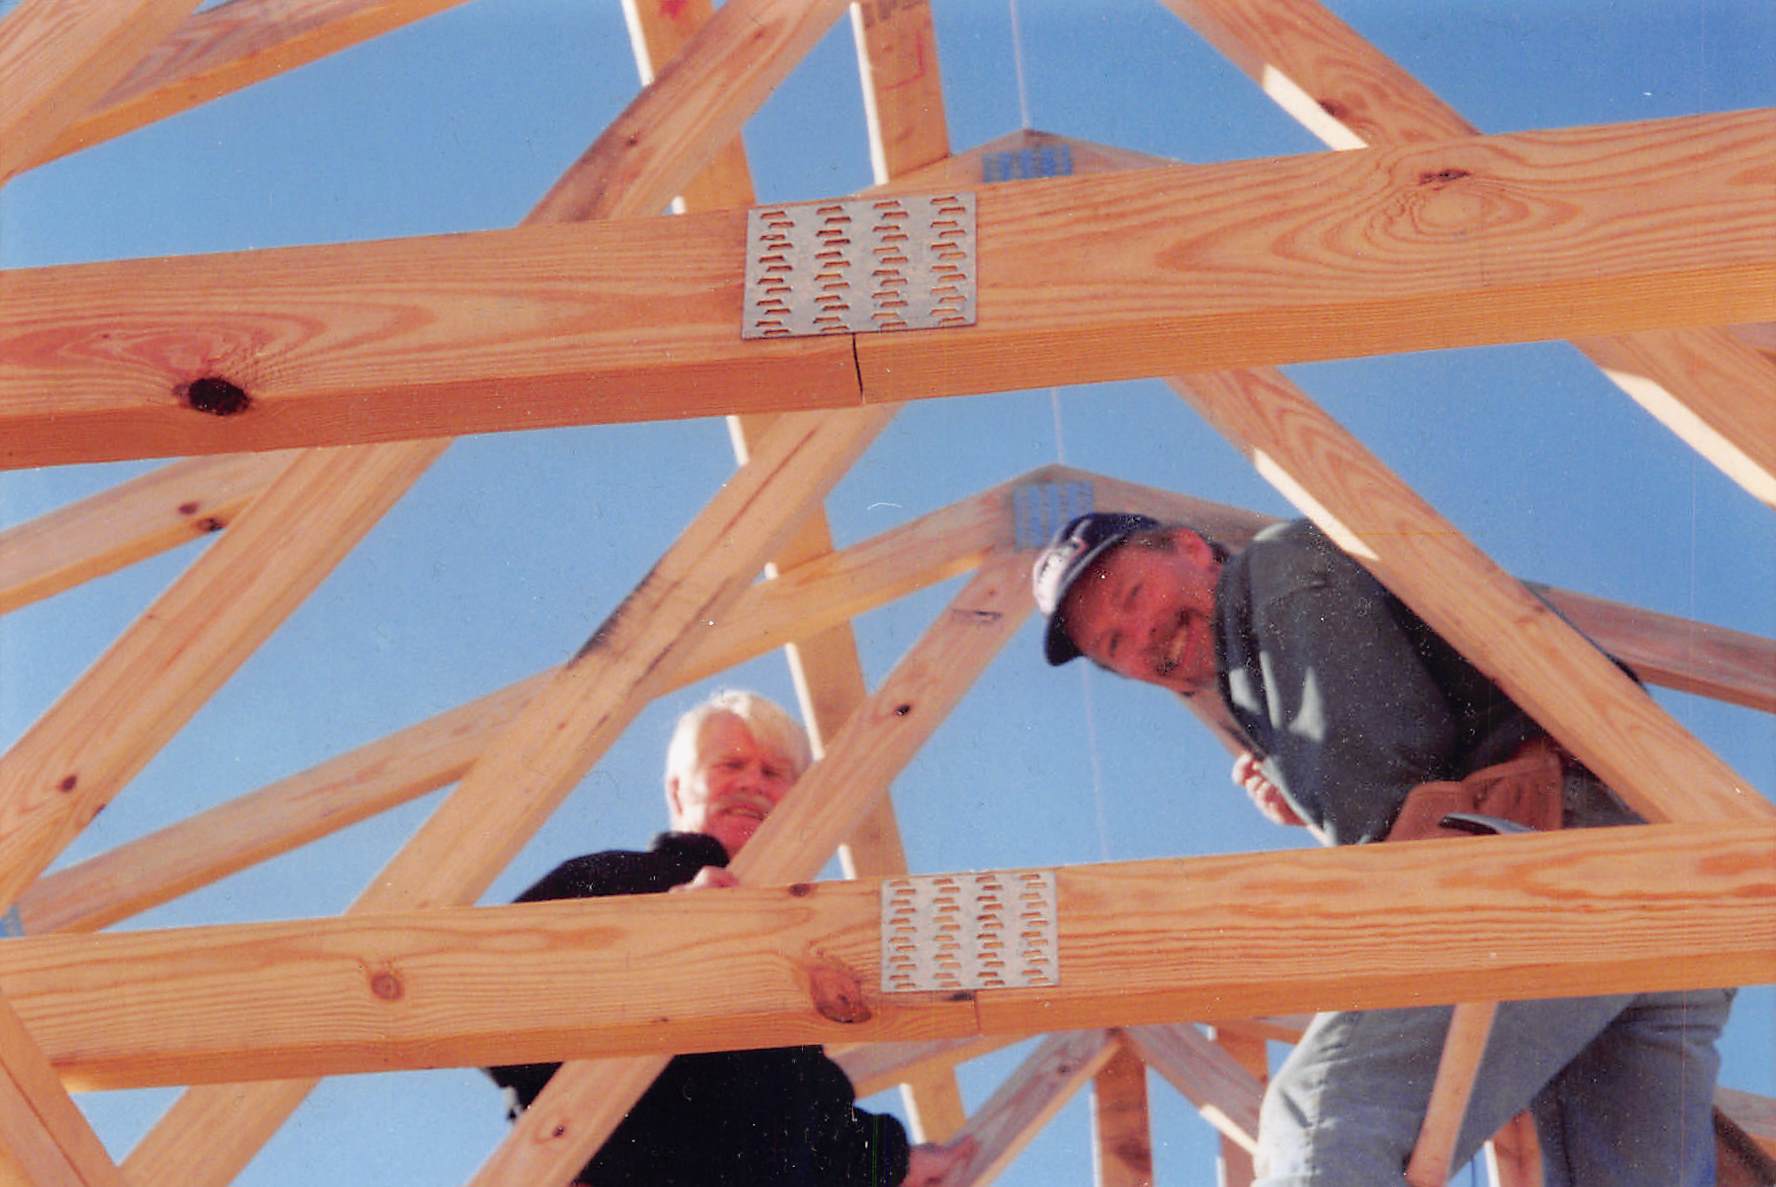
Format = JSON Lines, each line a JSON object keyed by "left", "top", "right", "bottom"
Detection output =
{"left": 850, "top": 0, "right": 950, "bottom": 183}
{"left": 1092, "top": 1040, "right": 1155, "bottom": 1187}
{"left": 0, "top": 996, "right": 127, "bottom": 1186}
{"left": 831, "top": 1035, "right": 1020, "bottom": 1099}
{"left": 469, "top": 558, "right": 1028, "bottom": 1186}
{"left": 0, "top": 451, "right": 293, "bottom": 616}
{"left": 1160, "top": 0, "right": 1776, "bottom": 511}
{"left": 1166, "top": 368, "right": 1772, "bottom": 824}
{"left": 8, "top": 109, "right": 1775, "bottom": 468}
{"left": 1124, "top": 1025, "right": 1262, "bottom": 1153}
{"left": 948, "top": 1031, "right": 1117, "bottom": 1186}
{"left": 27, "top": 0, "right": 470, "bottom": 170}
{"left": 1206, "top": 1026, "right": 1267, "bottom": 1187}
{"left": 1, "top": 822, "right": 1768, "bottom": 1089}
{"left": 0, "top": 0, "right": 202, "bottom": 183}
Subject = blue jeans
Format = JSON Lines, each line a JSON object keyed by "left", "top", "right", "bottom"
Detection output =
{"left": 1255, "top": 987, "right": 1734, "bottom": 1186}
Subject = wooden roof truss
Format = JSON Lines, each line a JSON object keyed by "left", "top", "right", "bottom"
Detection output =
{"left": 0, "top": 0, "right": 1772, "bottom": 1183}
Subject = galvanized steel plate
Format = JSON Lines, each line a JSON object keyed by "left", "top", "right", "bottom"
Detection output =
{"left": 881, "top": 870, "right": 1057, "bottom": 993}
{"left": 742, "top": 193, "right": 976, "bottom": 339}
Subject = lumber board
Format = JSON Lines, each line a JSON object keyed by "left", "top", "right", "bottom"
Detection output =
{"left": 831, "top": 1035, "right": 1021, "bottom": 1099}
{"left": 532, "top": 0, "right": 849, "bottom": 223}
{"left": 0, "top": 440, "right": 448, "bottom": 915}
{"left": 7, "top": 109, "right": 1776, "bottom": 468}
{"left": 620, "top": 0, "right": 755, "bottom": 213}
{"left": 1092, "top": 1039, "right": 1155, "bottom": 1187}
{"left": 1166, "top": 369, "right": 1773, "bottom": 825}
{"left": 470, "top": 557, "right": 1027, "bottom": 1185}
{"left": 18, "top": 475, "right": 1014, "bottom": 937}
{"left": 851, "top": 0, "right": 949, "bottom": 183}
{"left": 1161, "top": 0, "right": 1776, "bottom": 511}
{"left": 1718, "top": 1089, "right": 1776, "bottom": 1161}
{"left": 1124, "top": 1026, "right": 1262, "bottom": 1154}
{"left": 0, "top": 451, "right": 292, "bottom": 617}
{"left": 1, "top": 822, "right": 1770, "bottom": 1089}
{"left": 0, "top": 0, "right": 201, "bottom": 185}
{"left": 0, "top": 996, "right": 127, "bottom": 1187}
{"left": 27, "top": 0, "right": 471, "bottom": 171}
{"left": 1207, "top": 1026, "right": 1267, "bottom": 1187}
{"left": 949, "top": 1031, "right": 1118, "bottom": 1187}
{"left": 1483, "top": 1111, "right": 1545, "bottom": 1187}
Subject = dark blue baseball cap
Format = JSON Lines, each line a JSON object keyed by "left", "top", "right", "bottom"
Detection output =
{"left": 1031, "top": 512, "right": 1160, "bottom": 665}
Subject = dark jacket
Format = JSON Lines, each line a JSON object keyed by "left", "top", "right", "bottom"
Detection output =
{"left": 487, "top": 832, "right": 910, "bottom": 1186}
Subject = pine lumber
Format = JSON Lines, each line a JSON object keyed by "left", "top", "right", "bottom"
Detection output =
{"left": 1092, "top": 1039, "right": 1155, "bottom": 1187}
{"left": 0, "top": 0, "right": 202, "bottom": 185}
{"left": 1161, "top": 0, "right": 1776, "bottom": 510}
{"left": 470, "top": 556, "right": 1031, "bottom": 1186}
{"left": 1166, "top": 369, "right": 1774, "bottom": 825}
{"left": 1717, "top": 1089, "right": 1776, "bottom": 1161}
{"left": 619, "top": 0, "right": 755, "bottom": 213}
{"left": 1207, "top": 1026, "right": 1266, "bottom": 1187}
{"left": 851, "top": 0, "right": 949, "bottom": 183}
{"left": 18, "top": 475, "right": 1013, "bottom": 937}
{"left": 1124, "top": 1025, "right": 1262, "bottom": 1154}
{"left": 7, "top": 108, "right": 1776, "bottom": 469}
{"left": 831, "top": 1035, "right": 1021, "bottom": 1099}
{"left": 0, "top": 451, "right": 293, "bottom": 617}
{"left": 2, "top": 822, "right": 1770, "bottom": 1089}
{"left": 0, "top": 996, "right": 128, "bottom": 1187}
{"left": 1404, "top": 1001, "right": 1497, "bottom": 1186}
{"left": 1483, "top": 1111, "right": 1545, "bottom": 1187}
{"left": 0, "top": 440, "right": 448, "bottom": 915}
{"left": 26, "top": 0, "right": 471, "bottom": 171}
{"left": 948, "top": 1031, "right": 1118, "bottom": 1187}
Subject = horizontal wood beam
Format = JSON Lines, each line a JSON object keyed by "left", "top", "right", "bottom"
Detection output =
{"left": 26, "top": 0, "right": 471, "bottom": 172}
{"left": 6, "top": 108, "right": 1774, "bottom": 468}
{"left": 1, "top": 822, "right": 1769, "bottom": 1090}
{"left": 0, "top": 451, "right": 292, "bottom": 616}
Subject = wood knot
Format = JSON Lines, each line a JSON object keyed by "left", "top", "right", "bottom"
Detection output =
{"left": 893, "top": 703, "right": 912, "bottom": 717}
{"left": 808, "top": 964, "right": 872, "bottom": 1025}
{"left": 177, "top": 501, "right": 200, "bottom": 516}
{"left": 57, "top": 774, "right": 77, "bottom": 793}
{"left": 787, "top": 882, "right": 813, "bottom": 898}
{"left": 1417, "top": 167, "right": 1472, "bottom": 187}
{"left": 369, "top": 970, "right": 404, "bottom": 1001}
{"left": 1318, "top": 97, "right": 1348, "bottom": 119}
{"left": 182, "top": 376, "right": 251, "bottom": 416}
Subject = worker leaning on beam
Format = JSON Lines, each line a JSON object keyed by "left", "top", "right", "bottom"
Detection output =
{"left": 486, "top": 689, "right": 970, "bottom": 1187}
{"left": 1032, "top": 512, "right": 1733, "bottom": 1187}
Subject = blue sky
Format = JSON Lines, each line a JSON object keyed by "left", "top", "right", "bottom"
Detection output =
{"left": 1, "top": 2, "right": 1772, "bottom": 1183}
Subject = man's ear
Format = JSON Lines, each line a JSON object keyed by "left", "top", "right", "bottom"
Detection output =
{"left": 664, "top": 775, "right": 684, "bottom": 824}
{"left": 1169, "top": 525, "right": 1215, "bottom": 564}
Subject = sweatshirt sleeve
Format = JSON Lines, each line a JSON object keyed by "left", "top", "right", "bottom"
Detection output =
{"left": 800, "top": 1051, "right": 911, "bottom": 1186}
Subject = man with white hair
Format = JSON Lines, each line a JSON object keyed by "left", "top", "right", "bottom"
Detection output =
{"left": 488, "top": 690, "right": 968, "bottom": 1186}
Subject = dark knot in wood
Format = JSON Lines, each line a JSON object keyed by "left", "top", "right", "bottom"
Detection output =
{"left": 808, "top": 963, "right": 872, "bottom": 1025}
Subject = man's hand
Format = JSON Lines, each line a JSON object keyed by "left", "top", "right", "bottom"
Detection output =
{"left": 669, "top": 865, "right": 739, "bottom": 892}
{"left": 902, "top": 1137, "right": 976, "bottom": 1186}
{"left": 1233, "top": 751, "right": 1305, "bottom": 827}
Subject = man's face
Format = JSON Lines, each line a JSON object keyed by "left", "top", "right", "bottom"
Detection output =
{"left": 667, "top": 713, "right": 798, "bottom": 857}
{"left": 1059, "top": 528, "right": 1223, "bottom": 695}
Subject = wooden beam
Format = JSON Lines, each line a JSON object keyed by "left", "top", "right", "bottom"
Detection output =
{"left": 831, "top": 1035, "right": 1021, "bottom": 1099}
{"left": 7, "top": 108, "right": 1776, "bottom": 468}
{"left": 1124, "top": 1025, "right": 1261, "bottom": 1154}
{"left": 1092, "top": 1039, "right": 1155, "bottom": 1187}
{"left": 2, "top": 822, "right": 1769, "bottom": 1089}
{"left": 0, "top": 451, "right": 292, "bottom": 616}
{"left": 25, "top": 0, "right": 471, "bottom": 172}
{"left": 1206, "top": 1026, "right": 1267, "bottom": 1187}
{"left": 0, "top": 996, "right": 128, "bottom": 1186}
{"left": 0, "top": 440, "right": 448, "bottom": 914}
{"left": 532, "top": 0, "right": 849, "bottom": 223}
{"left": 949, "top": 1031, "right": 1118, "bottom": 1187}
{"left": 1718, "top": 1089, "right": 1776, "bottom": 1162}
{"left": 620, "top": 0, "right": 755, "bottom": 213}
{"left": 469, "top": 556, "right": 1031, "bottom": 1186}
{"left": 17, "top": 475, "right": 1011, "bottom": 936}
{"left": 1483, "top": 1111, "right": 1545, "bottom": 1187}
{"left": 0, "top": 0, "right": 202, "bottom": 185}
{"left": 1161, "top": 0, "right": 1776, "bottom": 510}
{"left": 120, "top": 408, "right": 889, "bottom": 1187}
{"left": 1166, "top": 369, "right": 1773, "bottom": 825}
{"left": 851, "top": 0, "right": 949, "bottom": 183}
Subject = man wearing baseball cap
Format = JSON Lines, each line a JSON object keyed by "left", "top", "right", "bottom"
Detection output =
{"left": 1031, "top": 511, "right": 1730, "bottom": 1187}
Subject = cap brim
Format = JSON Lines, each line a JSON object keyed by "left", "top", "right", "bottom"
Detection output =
{"left": 1043, "top": 613, "right": 1084, "bottom": 666}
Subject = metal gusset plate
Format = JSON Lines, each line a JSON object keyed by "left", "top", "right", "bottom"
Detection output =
{"left": 742, "top": 193, "right": 976, "bottom": 339}
{"left": 881, "top": 870, "right": 1058, "bottom": 993}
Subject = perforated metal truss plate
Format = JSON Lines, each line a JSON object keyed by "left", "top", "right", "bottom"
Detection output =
{"left": 742, "top": 193, "right": 976, "bottom": 339}
{"left": 881, "top": 870, "right": 1057, "bottom": 993}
